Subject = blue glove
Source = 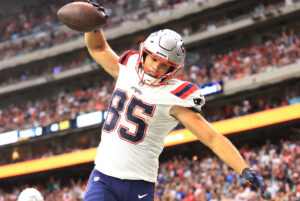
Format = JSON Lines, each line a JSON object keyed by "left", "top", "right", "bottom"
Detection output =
{"left": 242, "top": 168, "right": 265, "bottom": 197}
{"left": 87, "top": 1, "right": 109, "bottom": 19}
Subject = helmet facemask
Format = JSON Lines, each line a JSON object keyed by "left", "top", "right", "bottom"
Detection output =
{"left": 136, "top": 29, "right": 186, "bottom": 86}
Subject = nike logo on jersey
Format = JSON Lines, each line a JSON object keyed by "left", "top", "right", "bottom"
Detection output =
{"left": 93, "top": 176, "right": 100, "bottom": 182}
{"left": 138, "top": 194, "right": 148, "bottom": 199}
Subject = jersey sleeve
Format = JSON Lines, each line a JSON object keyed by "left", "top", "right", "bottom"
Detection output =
{"left": 118, "top": 50, "right": 139, "bottom": 66}
{"left": 168, "top": 80, "right": 205, "bottom": 112}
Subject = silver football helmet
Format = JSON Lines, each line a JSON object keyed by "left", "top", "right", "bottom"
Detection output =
{"left": 136, "top": 29, "right": 186, "bottom": 86}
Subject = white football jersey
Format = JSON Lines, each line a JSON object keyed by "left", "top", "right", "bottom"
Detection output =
{"left": 94, "top": 51, "right": 205, "bottom": 182}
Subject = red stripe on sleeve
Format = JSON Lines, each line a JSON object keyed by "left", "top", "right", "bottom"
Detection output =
{"left": 180, "top": 86, "right": 199, "bottom": 99}
{"left": 171, "top": 82, "right": 190, "bottom": 95}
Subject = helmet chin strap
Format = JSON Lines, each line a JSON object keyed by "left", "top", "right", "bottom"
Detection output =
{"left": 138, "top": 67, "right": 164, "bottom": 86}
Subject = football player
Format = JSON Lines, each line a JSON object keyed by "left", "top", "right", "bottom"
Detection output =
{"left": 84, "top": 2, "right": 265, "bottom": 201}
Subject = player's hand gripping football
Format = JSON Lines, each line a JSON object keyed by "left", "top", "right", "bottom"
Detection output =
{"left": 57, "top": 1, "right": 109, "bottom": 32}
{"left": 87, "top": 1, "right": 109, "bottom": 19}
{"left": 242, "top": 168, "right": 267, "bottom": 198}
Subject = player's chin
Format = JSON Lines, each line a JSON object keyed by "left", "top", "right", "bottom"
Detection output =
{"left": 145, "top": 71, "right": 158, "bottom": 78}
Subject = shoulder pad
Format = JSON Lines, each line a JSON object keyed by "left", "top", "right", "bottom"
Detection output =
{"left": 119, "top": 50, "right": 139, "bottom": 66}
{"left": 169, "top": 81, "right": 205, "bottom": 112}
{"left": 171, "top": 82, "right": 199, "bottom": 100}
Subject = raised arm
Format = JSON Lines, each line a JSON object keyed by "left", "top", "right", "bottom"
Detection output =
{"left": 85, "top": 30, "right": 119, "bottom": 79}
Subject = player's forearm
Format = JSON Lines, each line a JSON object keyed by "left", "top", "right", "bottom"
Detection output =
{"left": 84, "top": 29, "right": 120, "bottom": 79}
{"left": 210, "top": 135, "right": 248, "bottom": 175}
{"left": 172, "top": 106, "right": 248, "bottom": 174}
{"left": 85, "top": 29, "right": 108, "bottom": 51}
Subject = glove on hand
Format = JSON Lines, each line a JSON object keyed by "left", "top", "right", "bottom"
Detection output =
{"left": 87, "top": 1, "right": 109, "bottom": 19}
{"left": 242, "top": 168, "right": 265, "bottom": 197}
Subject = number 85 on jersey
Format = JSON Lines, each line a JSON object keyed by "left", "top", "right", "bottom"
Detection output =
{"left": 102, "top": 89, "right": 156, "bottom": 144}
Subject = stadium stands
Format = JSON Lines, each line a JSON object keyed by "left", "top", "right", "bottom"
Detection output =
{"left": 0, "top": 139, "right": 299, "bottom": 200}
{"left": 0, "top": 29, "right": 299, "bottom": 87}
{"left": 0, "top": 29, "right": 298, "bottom": 133}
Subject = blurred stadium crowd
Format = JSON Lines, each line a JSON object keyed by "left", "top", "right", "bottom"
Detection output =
{"left": 0, "top": 139, "right": 299, "bottom": 201}
{"left": 0, "top": 28, "right": 299, "bottom": 134}
{"left": 0, "top": 0, "right": 286, "bottom": 44}
{"left": 1, "top": 28, "right": 299, "bottom": 86}
{"left": 183, "top": 28, "right": 299, "bottom": 84}
{"left": 155, "top": 139, "right": 300, "bottom": 201}
{"left": 0, "top": 0, "right": 289, "bottom": 60}
{"left": 0, "top": 0, "right": 298, "bottom": 136}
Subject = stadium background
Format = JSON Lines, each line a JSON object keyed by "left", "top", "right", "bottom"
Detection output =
{"left": 0, "top": 0, "right": 299, "bottom": 200}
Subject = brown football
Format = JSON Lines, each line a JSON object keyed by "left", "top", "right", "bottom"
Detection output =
{"left": 57, "top": 1, "right": 107, "bottom": 32}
